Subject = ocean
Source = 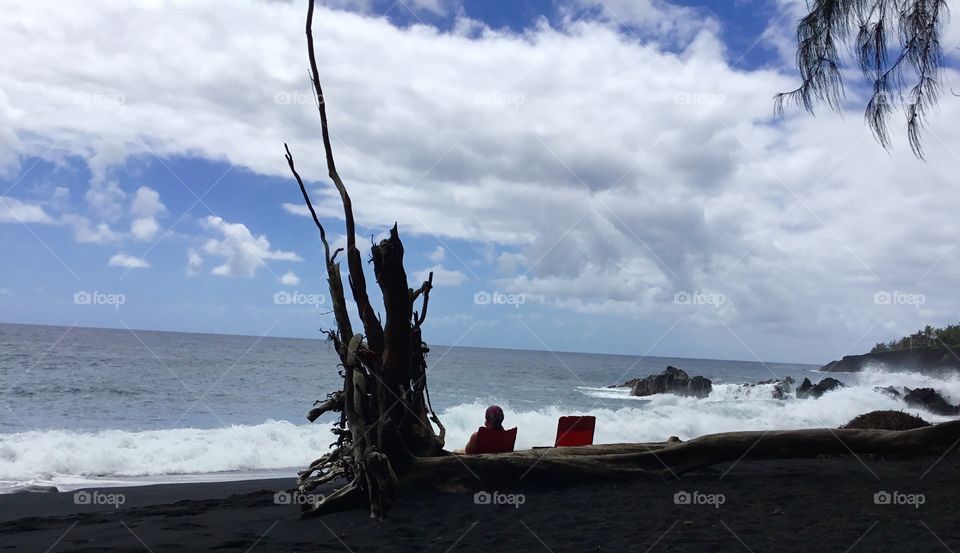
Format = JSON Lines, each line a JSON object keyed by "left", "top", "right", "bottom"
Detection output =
{"left": 2, "top": 322, "right": 958, "bottom": 493}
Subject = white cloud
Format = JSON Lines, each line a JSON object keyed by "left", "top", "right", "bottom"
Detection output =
{"left": 202, "top": 215, "right": 302, "bottom": 277}
{"left": 130, "top": 217, "right": 160, "bottom": 241}
{"left": 61, "top": 214, "right": 121, "bottom": 244}
{"left": 186, "top": 249, "right": 203, "bottom": 276}
{"left": 0, "top": 197, "right": 56, "bottom": 224}
{"left": 406, "top": 0, "right": 454, "bottom": 16}
{"left": 428, "top": 246, "right": 446, "bottom": 263}
{"left": 50, "top": 186, "right": 70, "bottom": 211}
{"left": 281, "top": 202, "right": 311, "bottom": 217}
{"left": 0, "top": 89, "right": 20, "bottom": 175}
{"left": 128, "top": 186, "right": 166, "bottom": 241}
{"left": 2, "top": 1, "right": 960, "bottom": 357}
{"left": 565, "top": 0, "right": 718, "bottom": 44}
{"left": 414, "top": 264, "right": 467, "bottom": 287}
{"left": 85, "top": 179, "right": 126, "bottom": 220}
{"left": 280, "top": 271, "right": 301, "bottom": 286}
{"left": 496, "top": 251, "right": 526, "bottom": 274}
{"left": 131, "top": 186, "right": 166, "bottom": 218}
{"left": 109, "top": 252, "right": 150, "bottom": 269}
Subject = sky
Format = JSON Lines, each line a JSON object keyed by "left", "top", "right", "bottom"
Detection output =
{"left": 1, "top": 0, "right": 959, "bottom": 364}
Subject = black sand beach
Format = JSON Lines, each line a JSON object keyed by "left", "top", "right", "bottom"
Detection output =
{"left": 2, "top": 453, "right": 958, "bottom": 552}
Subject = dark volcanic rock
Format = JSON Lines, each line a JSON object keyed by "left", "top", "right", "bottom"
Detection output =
{"left": 820, "top": 348, "right": 960, "bottom": 373}
{"left": 613, "top": 378, "right": 643, "bottom": 389}
{"left": 903, "top": 388, "right": 960, "bottom": 416}
{"left": 796, "top": 377, "right": 846, "bottom": 399}
{"left": 874, "top": 386, "right": 902, "bottom": 399}
{"left": 630, "top": 366, "right": 713, "bottom": 399}
{"left": 736, "top": 377, "right": 796, "bottom": 400}
{"left": 842, "top": 410, "right": 931, "bottom": 430}
{"left": 759, "top": 377, "right": 796, "bottom": 400}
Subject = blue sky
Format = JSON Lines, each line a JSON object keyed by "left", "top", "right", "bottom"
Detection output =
{"left": 2, "top": 0, "right": 960, "bottom": 364}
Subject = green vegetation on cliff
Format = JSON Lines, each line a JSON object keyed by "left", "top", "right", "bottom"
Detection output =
{"left": 871, "top": 324, "right": 960, "bottom": 354}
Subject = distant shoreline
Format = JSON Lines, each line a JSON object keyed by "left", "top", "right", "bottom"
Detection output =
{"left": 821, "top": 347, "right": 960, "bottom": 373}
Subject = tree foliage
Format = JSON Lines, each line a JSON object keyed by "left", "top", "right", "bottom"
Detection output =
{"left": 870, "top": 322, "right": 960, "bottom": 352}
{"left": 775, "top": 0, "right": 950, "bottom": 158}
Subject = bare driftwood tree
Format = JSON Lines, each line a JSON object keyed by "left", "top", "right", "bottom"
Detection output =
{"left": 283, "top": 0, "right": 446, "bottom": 519}
{"left": 775, "top": 0, "right": 949, "bottom": 158}
{"left": 284, "top": 0, "right": 960, "bottom": 520}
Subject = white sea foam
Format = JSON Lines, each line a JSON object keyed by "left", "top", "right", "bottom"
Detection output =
{"left": 0, "top": 420, "right": 332, "bottom": 492}
{"left": 2, "top": 369, "right": 957, "bottom": 492}
{"left": 445, "top": 370, "right": 959, "bottom": 450}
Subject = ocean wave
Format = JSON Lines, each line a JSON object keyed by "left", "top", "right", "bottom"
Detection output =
{"left": 0, "top": 420, "right": 333, "bottom": 490}
{"left": 443, "top": 382, "right": 956, "bottom": 453}
{"left": 2, "top": 368, "right": 957, "bottom": 491}
{"left": 579, "top": 368, "right": 960, "bottom": 404}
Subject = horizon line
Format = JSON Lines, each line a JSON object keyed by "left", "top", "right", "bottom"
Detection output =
{"left": 0, "top": 320, "right": 820, "bottom": 368}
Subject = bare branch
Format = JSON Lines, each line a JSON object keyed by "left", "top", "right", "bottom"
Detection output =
{"left": 412, "top": 271, "right": 433, "bottom": 328}
{"left": 306, "top": 390, "right": 345, "bottom": 422}
{"left": 284, "top": 143, "right": 332, "bottom": 264}
{"left": 305, "top": 0, "right": 384, "bottom": 354}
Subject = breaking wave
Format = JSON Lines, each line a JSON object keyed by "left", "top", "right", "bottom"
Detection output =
{"left": 2, "top": 368, "right": 957, "bottom": 492}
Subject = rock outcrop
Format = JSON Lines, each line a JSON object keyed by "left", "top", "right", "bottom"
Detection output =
{"left": 821, "top": 348, "right": 960, "bottom": 373}
{"left": 733, "top": 377, "right": 796, "bottom": 400}
{"left": 874, "top": 386, "right": 902, "bottom": 399}
{"left": 629, "top": 366, "right": 713, "bottom": 399}
{"left": 796, "top": 377, "right": 846, "bottom": 399}
{"left": 842, "top": 410, "right": 931, "bottom": 430}
{"left": 759, "top": 377, "right": 796, "bottom": 400}
{"left": 903, "top": 388, "right": 960, "bottom": 416}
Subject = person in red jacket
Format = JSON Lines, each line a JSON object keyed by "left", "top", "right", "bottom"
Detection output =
{"left": 463, "top": 405, "right": 506, "bottom": 454}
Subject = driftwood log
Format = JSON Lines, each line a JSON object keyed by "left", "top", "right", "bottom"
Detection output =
{"left": 283, "top": 0, "right": 960, "bottom": 519}
{"left": 284, "top": 0, "right": 444, "bottom": 519}
{"left": 399, "top": 421, "right": 960, "bottom": 493}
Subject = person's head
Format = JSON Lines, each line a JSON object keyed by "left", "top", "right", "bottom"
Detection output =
{"left": 484, "top": 405, "right": 504, "bottom": 430}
